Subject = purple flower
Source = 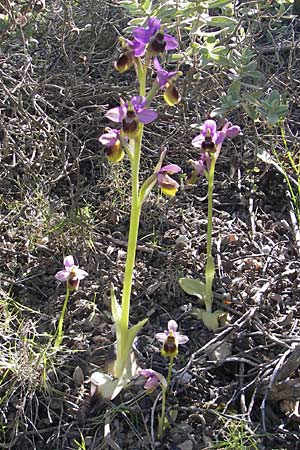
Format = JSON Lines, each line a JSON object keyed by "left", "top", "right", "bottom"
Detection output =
{"left": 115, "top": 38, "right": 146, "bottom": 73}
{"left": 155, "top": 320, "right": 189, "bottom": 357}
{"left": 153, "top": 58, "right": 177, "bottom": 88}
{"left": 99, "top": 128, "right": 124, "bottom": 163}
{"left": 55, "top": 255, "right": 88, "bottom": 291}
{"left": 153, "top": 58, "right": 181, "bottom": 106}
{"left": 192, "top": 119, "right": 241, "bottom": 153}
{"left": 140, "top": 369, "right": 167, "bottom": 393}
{"left": 132, "top": 18, "right": 178, "bottom": 57}
{"left": 157, "top": 164, "right": 181, "bottom": 197}
{"left": 106, "top": 96, "right": 158, "bottom": 139}
{"left": 187, "top": 154, "right": 210, "bottom": 184}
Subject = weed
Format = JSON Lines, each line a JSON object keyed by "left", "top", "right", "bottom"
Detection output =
{"left": 211, "top": 418, "right": 261, "bottom": 450}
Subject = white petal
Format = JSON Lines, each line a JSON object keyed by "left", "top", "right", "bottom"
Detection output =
{"left": 177, "top": 334, "right": 189, "bottom": 344}
{"left": 168, "top": 319, "right": 178, "bottom": 332}
{"left": 76, "top": 269, "right": 88, "bottom": 280}
{"left": 64, "top": 255, "right": 74, "bottom": 268}
{"left": 155, "top": 332, "right": 167, "bottom": 342}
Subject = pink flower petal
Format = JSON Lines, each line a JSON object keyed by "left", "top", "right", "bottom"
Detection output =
{"left": 168, "top": 319, "right": 178, "bottom": 332}
{"left": 106, "top": 105, "right": 127, "bottom": 123}
{"left": 202, "top": 119, "right": 217, "bottom": 136}
{"left": 55, "top": 270, "right": 70, "bottom": 282}
{"left": 160, "top": 164, "right": 181, "bottom": 175}
{"left": 155, "top": 332, "right": 168, "bottom": 342}
{"left": 64, "top": 255, "right": 74, "bottom": 269}
{"left": 99, "top": 130, "right": 118, "bottom": 146}
{"left": 140, "top": 368, "right": 154, "bottom": 377}
{"left": 226, "top": 125, "right": 241, "bottom": 138}
{"left": 137, "top": 109, "right": 158, "bottom": 124}
{"left": 131, "top": 95, "right": 147, "bottom": 111}
{"left": 164, "top": 33, "right": 178, "bottom": 50}
{"left": 177, "top": 334, "right": 189, "bottom": 344}
{"left": 76, "top": 268, "right": 88, "bottom": 280}
{"left": 192, "top": 134, "right": 204, "bottom": 148}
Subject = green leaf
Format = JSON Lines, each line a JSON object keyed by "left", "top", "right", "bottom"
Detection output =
{"left": 110, "top": 284, "right": 121, "bottom": 323}
{"left": 205, "top": 255, "right": 215, "bottom": 287}
{"left": 139, "top": 150, "right": 166, "bottom": 205}
{"left": 206, "top": 16, "right": 237, "bottom": 29}
{"left": 141, "top": 0, "right": 152, "bottom": 12}
{"left": 191, "top": 309, "right": 225, "bottom": 330}
{"left": 179, "top": 278, "right": 206, "bottom": 299}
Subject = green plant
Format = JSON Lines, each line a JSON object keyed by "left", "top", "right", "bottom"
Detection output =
{"left": 211, "top": 418, "right": 261, "bottom": 449}
{"left": 91, "top": 17, "right": 183, "bottom": 399}
{"left": 180, "top": 119, "right": 240, "bottom": 330}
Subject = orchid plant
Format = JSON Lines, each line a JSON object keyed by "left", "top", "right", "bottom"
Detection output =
{"left": 141, "top": 320, "right": 189, "bottom": 439}
{"left": 54, "top": 255, "right": 88, "bottom": 349}
{"left": 92, "top": 18, "right": 182, "bottom": 399}
{"left": 180, "top": 120, "right": 241, "bottom": 330}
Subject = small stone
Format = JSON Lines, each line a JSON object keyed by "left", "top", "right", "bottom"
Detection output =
{"left": 178, "top": 440, "right": 193, "bottom": 450}
{"left": 175, "top": 235, "right": 190, "bottom": 249}
{"left": 73, "top": 366, "right": 85, "bottom": 386}
{"left": 208, "top": 341, "right": 232, "bottom": 362}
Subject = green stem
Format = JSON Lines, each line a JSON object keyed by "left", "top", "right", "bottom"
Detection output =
{"left": 167, "top": 355, "right": 174, "bottom": 386}
{"left": 120, "top": 132, "right": 143, "bottom": 330}
{"left": 158, "top": 356, "right": 174, "bottom": 438}
{"left": 205, "top": 154, "right": 216, "bottom": 314}
{"left": 54, "top": 284, "right": 70, "bottom": 349}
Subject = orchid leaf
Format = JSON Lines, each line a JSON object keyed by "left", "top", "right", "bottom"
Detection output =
{"left": 191, "top": 308, "right": 225, "bottom": 331}
{"left": 90, "top": 371, "right": 131, "bottom": 400}
{"left": 179, "top": 277, "right": 206, "bottom": 300}
{"left": 110, "top": 284, "right": 121, "bottom": 323}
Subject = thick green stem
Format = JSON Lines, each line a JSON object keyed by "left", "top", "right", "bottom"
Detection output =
{"left": 205, "top": 154, "right": 216, "bottom": 314}
{"left": 114, "top": 60, "right": 148, "bottom": 378}
{"left": 54, "top": 284, "right": 70, "bottom": 349}
{"left": 120, "top": 132, "right": 143, "bottom": 330}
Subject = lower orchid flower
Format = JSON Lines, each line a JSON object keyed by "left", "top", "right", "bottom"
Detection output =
{"left": 187, "top": 153, "right": 210, "bottom": 184}
{"left": 54, "top": 256, "right": 88, "bottom": 349}
{"left": 154, "top": 58, "right": 181, "bottom": 106}
{"left": 55, "top": 255, "right": 88, "bottom": 292}
{"left": 99, "top": 128, "right": 124, "bottom": 163}
{"left": 140, "top": 369, "right": 167, "bottom": 393}
{"left": 155, "top": 320, "right": 189, "bottom": 358}
{"left": 157, "top": 164, "right": 182, "bottom": 197}
{"left": 106, "top": 96, "right": 157, "bottom": 139}
{"left": 154, "top": 320, "right": 189, "bottom": 438}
